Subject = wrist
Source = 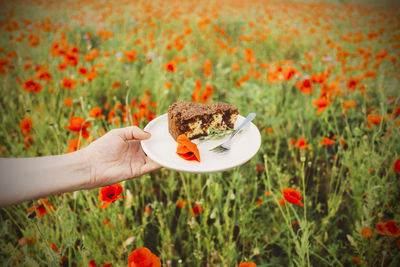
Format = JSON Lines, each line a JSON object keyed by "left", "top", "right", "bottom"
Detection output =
{"left": 71, "top": 149, "right": 92, "bottom": 190}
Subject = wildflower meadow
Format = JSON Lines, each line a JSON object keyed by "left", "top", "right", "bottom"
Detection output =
{"left": 1, "top": 0, "right": 400, "bottom": 266}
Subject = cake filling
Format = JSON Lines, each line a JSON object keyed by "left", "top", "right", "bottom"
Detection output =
{"left": 168, "top": 101, "right": 239, "bottom": 140}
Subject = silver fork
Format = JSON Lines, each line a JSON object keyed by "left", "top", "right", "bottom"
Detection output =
{"left": 210, "top": 113, "right": 256, "bottom": 153}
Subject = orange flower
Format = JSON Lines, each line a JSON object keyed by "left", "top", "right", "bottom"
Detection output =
{"left": 295, "top": 138, "right": 309, "bottom": 149}
{"left": 200, "top": 84, "right": 213, "bottom": 104}
{"left": 20, "top": 117, "right": 33, "bottom": 135}
{"left": 176, "top": 134, "right": 200, "bottom": 162}
{"left": 23, "top": 79, "right": 42, "bottom": 93}
{"left": 66, "top": 138, "right": 81, "bottom": 153}
{"left": 89, "top": 107, "right": 104, "bottom": 119}
{"left": 190, "top": 204, "right": 203, "bottom": 217}
{"left": 375, "top": 222, "right": 386, "bottom": 235}
{"left": 65, "top": 116, "right": 91, "bottom": 132}
{"left": 283, "top": 67, "right": 296, "bottom": 81}
{"left": 164, "top": 82, "right": 173, "bottom": 88}
{"left": 343, "top": 100, "right": 357, "bottom": 111}
{"left": 383, "top": 221, "right": 400, "bottom": 237}
{"left": 128, "top": 247, "right": 161, "bottom": 267}
{"left": 78, "top": 66, "right": 88, "bottom": 75}
{"left": 57, "top": 62, "right": 67, "bottom": 71}
{"left": 281, "top": 188, "right": 304, "bottom": 206}
{"left": 237, "top": 262, "right": 257, "bottom": 267}
{"left": 311, "top": 96, "right": 329, "bottom": 115}
{"left": 65, "top": 53, "right": 79, "bottom": 66}
{"left": 36, "top": 70, "right": 52, "bottom": 83}
{"left": 192, "top": 80, "right": 202, "bottom": 102}
{"left": 296, "top": 78, "right": 313, "bottom": 94}
{"left": 27, "top": 198, "right": 55, "bottom": 217}
{"left": 278, "top": 198, "right": 286, "bottom": 206}
{"left": 320, "top": 137, "right": 335, "bottom": 146}
{"left": 125, "top": 50, "right": 137, "bottom": 62}
{"left": 204, "top": 59, "right": 212, "bottom": 76}
{"left": 164, "top": 61, "right": 176, "bottom": 72}
{"left": 361, "top": 227, "right": 372, "bottom": 238}
{"left": 393, "top": 158, "right": 400, "bottom": 174}
{"left": 112, "top": 81, "right": 122, "bottom": 89}
{"left": 347, "top": 77, "right": 359, "bottom": 92}
{"left": 24, "top": 135, "right": 34, "bottom": 150}
{"left": 176, "top": 200, "right": 188, "bottom": 208}
{"left": 61, "top": 77, "right": 77, "bottom": 90}
{"left": 63, "top": 97, "right": 73, "bottom": 107}
{"left": 98, "top": 183, "right": 124, "bottom": 209}
{"left": 366, "top": 114, "right": 381, "bottom": 125}
{"left": 145, "top": 205, "right": 151, "bottom": 215}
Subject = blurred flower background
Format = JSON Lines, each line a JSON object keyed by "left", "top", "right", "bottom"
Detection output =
{"left": 0, "top": 0, "right": 399, "bottom": 266}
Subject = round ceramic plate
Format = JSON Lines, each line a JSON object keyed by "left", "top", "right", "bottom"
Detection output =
{"left": 141, "top": 113, "right": 261, "bottom": 173}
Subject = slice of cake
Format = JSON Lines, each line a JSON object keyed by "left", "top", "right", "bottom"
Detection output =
{"left": 168, "top": 101, "right": 239, "bottom": 140}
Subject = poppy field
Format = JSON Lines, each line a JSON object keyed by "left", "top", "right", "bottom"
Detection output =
{"left": 1, "top": 0, "right": 400, "bottom": 266}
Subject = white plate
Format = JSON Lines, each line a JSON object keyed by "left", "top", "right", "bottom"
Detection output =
{"left": 141, "top": 113, "right": 261, "bottom": 173}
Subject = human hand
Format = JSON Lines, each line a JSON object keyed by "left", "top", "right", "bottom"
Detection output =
{"left": 81, "top": 126, "right": 161, "bottom": 189}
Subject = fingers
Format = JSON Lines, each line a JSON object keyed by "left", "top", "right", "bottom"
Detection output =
{"left": 113, "top": 126, "right": 151, "bottom": 141}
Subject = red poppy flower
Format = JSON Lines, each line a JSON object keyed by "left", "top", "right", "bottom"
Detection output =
{"left": 282, "top": 67, "right": 296, "bottom": 81}
{"left": 65, "top": 53, "right": 79, "bottom": 66}
{"left": 281, "top": 188, "right": 304, "bottom": 206}
{"left": 361, "top": 227, "right": 372, "bottom": 238}
{"left": 36, "top": 70, "right": 52, "bottom": 83}
{"left": 23, "top": 79, "right": 42, "bottom": 93}
{"left": 164, "top": 61, "right": 176, "bottom": 72}
{"left": 200, "top": 84, "right": 213, "bottom": 104}
{"left": 176, "top": 134, "right": 200, "bottom": 162}
{"left": 375, "top": 222, "right": 386, "bottom": 235}
{"left": 343, "top": 100, "right": 357, "bottom": 110}
{"left": 366, "top": 114, "right": 381, "bottom": 125}
{"left": 78, "top": 66, "right": 88, "bottom": 75}
{"left": 311, "top": 96, "right": 329, "bottom": 115}
{"left": 383, "top": 221, "right": 400, "bottom": 237}
{"left": 27, "top": 198, "right": 55, "bottom": 217}
{"left": 65, "top": 116, "right": 91, "bottom": 132}
{"left": 66, "top": 138, "right": 81, "bottom": 153}
{"left": 98, "top": 183, "right": 124, "bottom": 209}
{"left": 24, "top": 136, "right": 34, "bottom": 150}
{"left": 296, "top": 78, "right": 313, "bottom": 94}
{"left": 320, "top": 137, "right": 335, "bottom": 146}
{"left": 19, "top": 117, "right": 33, "bottom": 135}
{"left": 89, "top": 107, "right": 104, "bottom": 119}
{"left": 125, "top": 50, "right": 137, "bottom": 62}
{"left": 295, "top": 138, "right": 309, "bottom": 149}
{"left": 176, "top": 200, "right": 188, "bottom": 208}
{"left": 392, "top": 158, "right": 400, "bottom": 174}
{"left": 63, "top": 97, "right": 73, "bottom": 107}
{"left": 346, "top": 77, "right": 359, "bottom": 92}
{"left": 128, "top": 247, "right": 161, "bottom": 267}
{"left": 190, "top": 204, "right": 203, "bottom": 217}
{"left": 61, "top": 77, "right": 77, "bottom": 90}
{"left": 237, "top": 262, "right": 257, "bottom": 267}
{"left": 89, "top": 260, "right": 97, "bottom": 267}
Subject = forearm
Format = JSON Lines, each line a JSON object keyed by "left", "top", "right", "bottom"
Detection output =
{"left": 0, "top": 150, "right": 91, "bottom": 208}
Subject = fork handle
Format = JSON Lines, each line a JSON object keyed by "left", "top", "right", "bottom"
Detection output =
{"left": 228, "top": 112, "right": 256, "bottom": 142}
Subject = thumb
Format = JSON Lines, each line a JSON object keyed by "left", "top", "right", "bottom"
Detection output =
{"left": 113, "top": 126, "right": 151, "bottom": 141}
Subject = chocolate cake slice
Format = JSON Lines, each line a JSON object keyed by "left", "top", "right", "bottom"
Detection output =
{"left": 168, "top": 101, "right": 239, "bottom": 140}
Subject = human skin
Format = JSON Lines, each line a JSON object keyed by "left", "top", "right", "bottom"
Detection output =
{"left": 0, "top": 126, "right": 161, "bottom": 208}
